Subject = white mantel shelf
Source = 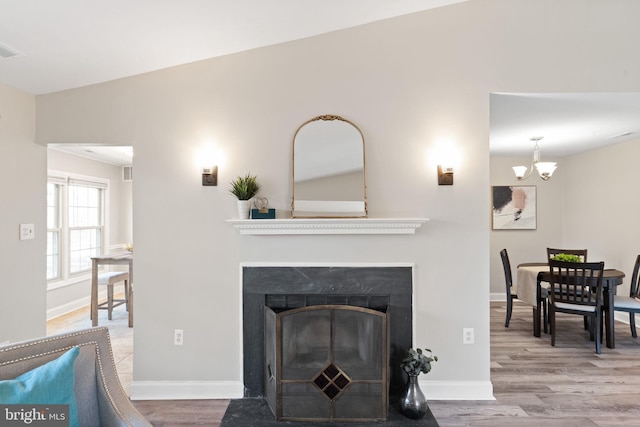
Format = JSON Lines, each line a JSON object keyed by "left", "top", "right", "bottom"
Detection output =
{"left": 226, "top": 218, "right": 429, "bottom": 235}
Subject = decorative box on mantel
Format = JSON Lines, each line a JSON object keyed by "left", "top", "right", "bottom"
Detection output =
{"left": 226, "top": 218, "right": 428, "bottom": 235}
{"left": 251, "top": 208, "right": 276, "bottom": 219}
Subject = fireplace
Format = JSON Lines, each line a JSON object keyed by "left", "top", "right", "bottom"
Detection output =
{"left": 265, "top": 304, "right": 388, "bottom": 422}
{"left": 242, "top": 266, "right": 413, "bottom": 404}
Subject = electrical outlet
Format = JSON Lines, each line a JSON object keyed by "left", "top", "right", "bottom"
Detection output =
{"left": 174, "top": 329, "right": 184, "bottom": 346}
{"left": 463, "top": 328, "right": 474, "bottom": 344}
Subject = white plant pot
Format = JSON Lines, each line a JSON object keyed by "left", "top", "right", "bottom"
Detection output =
{"left": 237, "top": 200, "right": 251, "bottom": 219}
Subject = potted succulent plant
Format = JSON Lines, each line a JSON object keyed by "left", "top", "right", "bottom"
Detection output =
{"left": 551, "top": 253, "right": 582, "bottom": 262}
{"left": 229, "top": 173, "right": 261, "bottom": 219}
{"left": 399, "top": 348, "right": 438, "bottom": 419}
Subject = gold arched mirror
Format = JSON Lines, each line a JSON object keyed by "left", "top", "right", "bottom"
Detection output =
{"left": 291, "top": 115, "right": 367, "bottom": 218}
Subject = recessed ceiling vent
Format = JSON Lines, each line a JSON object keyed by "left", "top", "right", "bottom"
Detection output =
{"left": 0, "top": 42, "right": 23, "bottom": 60}
{"left": 122, "top": 165, "right": 133, "bottom": 182}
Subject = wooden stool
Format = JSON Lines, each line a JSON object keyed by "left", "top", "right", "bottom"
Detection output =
{"left": 91, "top": 271, "right": 129, "bottom": 321}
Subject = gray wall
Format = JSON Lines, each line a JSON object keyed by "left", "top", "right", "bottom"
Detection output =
{"left": 0, "top": 83, "right": 46, "bottom": 343}
{"left": 563, "top": 139, "right": 640, "bottom": 295}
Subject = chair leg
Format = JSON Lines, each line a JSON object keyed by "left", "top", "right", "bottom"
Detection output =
{"left": 599, "top": 309, "right": 604, "bottom": 344}
{"left": 630, "top": 313, "right": 637, "bottom": 338}
{"left": 128, "top": 284, "right": 134, "bottom": 328}
{"left": 595, "top": 313, "right": 602, "bottom": 354}
{"left": 543, "top": 299, "right": 548, "bottom": 334}
{"left": 505, "top": 296, "right": 513, "bottom": 328}
{"left": 550, "top": 305, "right": 556, "bottom": 347}
{"left": 124, "top": 280, "right": 130, "bottom": 312}
{"left": 584, "top": 316, "right": 589, "bottom": 330}
{"left": 107, "top": 284, "right": 114, "bottom": 320}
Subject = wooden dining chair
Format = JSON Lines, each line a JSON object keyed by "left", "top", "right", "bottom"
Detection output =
{"left": 613, "top": 254, "right": 640, "bottom": 338}
{"left": 547, "top": 247, "right": 589, "bottom": 330}
{"left": 500, "top": 249, "right": 518, "bottom": 327}
{"left": 548, "top": 260, "right": 605, "bottom": 354}
{"left": 501, "top": 249, "right": 549, "bottom": 330}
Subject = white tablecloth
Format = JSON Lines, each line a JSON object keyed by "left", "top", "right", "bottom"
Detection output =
{"left": 515, "top": 265, "right": 549, "bottom": 307}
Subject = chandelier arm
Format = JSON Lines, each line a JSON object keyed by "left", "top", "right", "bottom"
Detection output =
{"left": 513, "top": 149, "right": 536, "bottom": 180}
{"left": 518, "top": 160, "right": 535, "bottom": 180}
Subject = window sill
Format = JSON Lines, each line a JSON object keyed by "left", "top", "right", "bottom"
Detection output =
{"left": 47, "top": 274, "right": 91, "bottom": 291}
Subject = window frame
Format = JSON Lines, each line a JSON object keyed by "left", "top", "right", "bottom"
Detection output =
{"left": 46, "top": 180, "right": 63, "bottom": 281}
{"left": 47, "top": 171, "right": 109, "bottom": 290}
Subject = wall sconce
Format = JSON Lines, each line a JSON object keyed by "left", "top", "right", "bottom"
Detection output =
{"left": 202, "top": 165, "right": 218, "bottom": 186}
{"left": 438, "top": 165, "right": 454, "bottom": 185}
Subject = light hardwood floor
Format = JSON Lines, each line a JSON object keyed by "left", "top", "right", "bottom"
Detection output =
{"left": 46, "top": 300, "right": 135, "bottom": 394}
{"left": 47, "top": 300, "right": 640, "bottom": 426}
{"left": 429, "top": 301, "right": 640, "bottom": 426}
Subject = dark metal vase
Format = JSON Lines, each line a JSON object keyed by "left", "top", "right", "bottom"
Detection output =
{"left": 400, "top": 375, "right": 427, "bottom": 419}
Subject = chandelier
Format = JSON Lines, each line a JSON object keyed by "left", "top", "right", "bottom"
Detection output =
{"left": 512, "top": 136, "right": 557, "bottom": 181}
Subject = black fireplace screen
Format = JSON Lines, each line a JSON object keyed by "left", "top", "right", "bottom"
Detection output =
{"left": 265, "top": 305, "right": 388, "bottom": 422}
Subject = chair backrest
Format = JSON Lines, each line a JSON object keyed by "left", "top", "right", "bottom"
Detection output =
{"left": 548, "top": 260, "right": 604, "bottom": 308}
{"left": 500, "top": 249, "right": 513, "bottom": 296}
{"left": 630, "top": 254, "right": 640, "bottom": 298}
{"left": 547, "top": 247, "right": 588, "bottom": 262}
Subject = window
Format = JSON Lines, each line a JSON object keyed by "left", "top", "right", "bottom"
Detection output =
{"left": 46, "top": 182, "right": 61, "bottom": 280}
{"left": 47, "top": 173, "right": 108, "bottom": 285}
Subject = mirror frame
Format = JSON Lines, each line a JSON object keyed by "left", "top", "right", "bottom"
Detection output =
{"left": 291, "top": 114, "right": 367, "bottom": 218}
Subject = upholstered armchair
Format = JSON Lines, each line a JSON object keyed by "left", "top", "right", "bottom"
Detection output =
{"left": 0, "top": 327, "right": 150, "bottom": 426}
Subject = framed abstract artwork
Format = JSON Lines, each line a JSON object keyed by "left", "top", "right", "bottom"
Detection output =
{"left": 491, "top": 185, "right": 536, "bottom": 230}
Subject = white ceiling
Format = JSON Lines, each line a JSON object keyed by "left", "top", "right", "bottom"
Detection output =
{"left": 491, "top": 92, "right": 640, "bottom": 158}
{"left": 0, "top": 0, "right": 466, "bottom": 95}
{"left": 48, "top": 144, "right": 134, "bottom": 166}
{"left": 2, "top": 1, "right": 637, "bottom": 164}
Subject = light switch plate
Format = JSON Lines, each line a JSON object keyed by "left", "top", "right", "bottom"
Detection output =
{"left": 19, "top": 223, "right": 35, "bottom": 240}
{"left": 463, "top": 327, "right": 474, "bottom": 344}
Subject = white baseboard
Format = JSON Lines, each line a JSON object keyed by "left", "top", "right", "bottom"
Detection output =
{"left": 129, "top": 379, "right": 493, "bottom": 401}
{"left": 46, "top": 291, "right": 107, "bottom": 321}
{"left": 422, "top": 380, "right": 494, "bottom": 400}
{"left": 130, "top": 380, "right": 244, "bottom": 401}
{"left": 490, "top": 293, "right": 507, "bottom": 302}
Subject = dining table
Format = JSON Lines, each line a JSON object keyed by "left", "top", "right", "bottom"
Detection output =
{"left": 91, "top": 252, "right": 134, "bottom": 327}
{"left": 516, "top": 262, "right": 625, "bottom": 348}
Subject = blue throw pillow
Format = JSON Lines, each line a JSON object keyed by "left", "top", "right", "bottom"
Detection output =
{"left": 0, "top": 346, "right": 79, "bottom": 427}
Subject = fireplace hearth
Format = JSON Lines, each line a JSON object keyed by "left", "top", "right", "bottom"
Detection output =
{"left": 220, "top": 398, "right": 440, "bottom": 426}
